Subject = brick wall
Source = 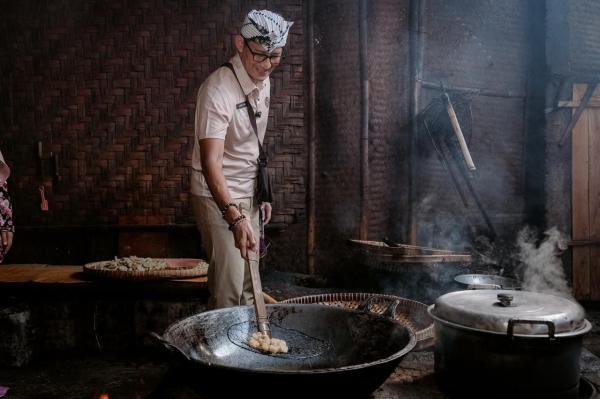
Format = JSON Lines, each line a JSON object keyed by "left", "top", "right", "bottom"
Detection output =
{"left": 545, "top": 0, "right": 600, "bottom": 282}
{"left": 570, "top": 0, "right": 600, "bottom": 77}
{"left": 417, "top": 0, "right": 530, "bottom": 244}
{"left": 313, "top": 0, "right": 411, "bottom": 275}
{"left": 0, "top": 0, "right": 306, "bottom": 267}
{"left": 313, "top": 0, "right": 532, "bottom": 277}
{"left": 546, "top": 0, "right": 600, "bottom": 233}
{"left": 0, "top": 0, "right": 578, "bottom": 275}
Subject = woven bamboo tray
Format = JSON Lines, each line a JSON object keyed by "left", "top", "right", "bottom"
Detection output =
{"left": 282, "top": 292, "right": 434, "bottom": 350}
{"left": 348, "top": 239, "right": 472, "bottom": 263}
{"left": 83, "top": 258, "right": 208, "bottom": 281}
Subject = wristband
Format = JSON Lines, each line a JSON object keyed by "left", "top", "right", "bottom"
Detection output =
{"left": 221, "top": 202, "right": 238, "bottom": 217}
{"left": 228, "top": 214, "right": 247, "bottom": 231}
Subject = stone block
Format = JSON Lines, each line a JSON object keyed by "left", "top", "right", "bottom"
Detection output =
{"left": 0, "top": 306, "right": 34, "bottom": 367}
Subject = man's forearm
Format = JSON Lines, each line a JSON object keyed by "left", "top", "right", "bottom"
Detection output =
{"left": 202, "top": 159, "right": 257, "bottom": 257}
{"left": 202, "top": 163, "right": 231, "bottom": 210}
{"left": 201, "top": 162, "right": 244, "bottom": 225}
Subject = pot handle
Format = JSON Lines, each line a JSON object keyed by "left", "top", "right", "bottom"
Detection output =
{"left": 507, "top": 319, "right": 556, "bottom": 340}
{"left": 146, "top": 331, "right": 191, "bottom": 361}
{"left": 468, "top": 283, "right": 502, "bottom": 290}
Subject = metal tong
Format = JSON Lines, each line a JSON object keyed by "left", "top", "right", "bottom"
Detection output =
{"left": 248, "top": 251, "right": 271, "bottom": 338}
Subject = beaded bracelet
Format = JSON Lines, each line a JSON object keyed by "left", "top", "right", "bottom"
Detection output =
{"left": 228, "top": 214, "right": 247, "bottom": 231}
{"left": 220, "top": 202, "right": 238, "bottom": 217}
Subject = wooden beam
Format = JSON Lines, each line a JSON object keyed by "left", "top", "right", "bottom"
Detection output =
{"left": 559, "top": 81, "right": 598, "bottom": 146}
{"left": 589, "top": 103, "right": 600, "bottom": 300}
{"left": 558, "top": 100, "right": 600, "bottom": 108}
{"left": 374, "top": 254, "right": 472, "bottom": 263}
{"left": 572, "top": 84, "right": 591, "bottom": 300}
{"left": 349, "top": 239, "right": 457, "bottom": 255}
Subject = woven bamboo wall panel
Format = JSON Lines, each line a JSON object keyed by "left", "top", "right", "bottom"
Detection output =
{"left": 0, "top": 0, "right": 305, "bottom": 227}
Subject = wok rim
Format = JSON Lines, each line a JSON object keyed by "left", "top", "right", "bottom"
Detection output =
{"left": 163, "top": 304, "right": 418, "bottom": 375}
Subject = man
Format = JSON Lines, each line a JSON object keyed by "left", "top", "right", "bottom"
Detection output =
{"left": 191, "top": 10, "right": 293, "bottom": 309}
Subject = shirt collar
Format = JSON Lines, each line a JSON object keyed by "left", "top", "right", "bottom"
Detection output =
{"left": 230, "top": 53, "right": 265, "bottom": 96}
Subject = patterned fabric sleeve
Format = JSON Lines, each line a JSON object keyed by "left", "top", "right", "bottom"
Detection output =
{"left": 0, "top": 181, "right": 14, "bottom": 233}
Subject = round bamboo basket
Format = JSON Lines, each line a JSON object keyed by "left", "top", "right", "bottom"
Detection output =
{"left": 282, "top": 292, "right": 433, "bottom": 350}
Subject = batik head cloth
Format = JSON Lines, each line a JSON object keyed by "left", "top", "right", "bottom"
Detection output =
{"left": 241, "top": 9, "right": 293, "bottom": 52}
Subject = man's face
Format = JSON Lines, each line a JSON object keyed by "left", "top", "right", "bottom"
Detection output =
{"left": 236, "top": 37, "right": 283, "bottom": 82}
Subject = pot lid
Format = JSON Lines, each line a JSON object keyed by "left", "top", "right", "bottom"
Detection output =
{"left": 430, "top": 290, "right": 586, "bottom": 336}
{"left": 454, "top": 274, "right": 521, "bottom": 290}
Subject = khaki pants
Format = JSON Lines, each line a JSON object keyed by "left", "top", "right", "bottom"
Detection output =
{"left": 191, "top": 195, "right": 259, "bottom": 309}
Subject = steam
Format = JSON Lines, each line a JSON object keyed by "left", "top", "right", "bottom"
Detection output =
{"left": 517, "top": 226, "right": 571, "bottom": 297}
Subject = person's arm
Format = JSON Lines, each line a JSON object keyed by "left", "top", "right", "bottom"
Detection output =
{"left": 200, "top": 138, "right": 258, "bottom": 259}
{"left": 0, "top": 182, "right": 14, "bottom": 255}
{"left": 260, "top": 202, "right": 272, "bottom": 224}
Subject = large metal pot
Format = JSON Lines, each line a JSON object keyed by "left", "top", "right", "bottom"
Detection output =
{"left": 428, "top": 290, "right": 592, "bottom": 398}
{"left": 152, "top": 303, "right": 416, "bottom": 398}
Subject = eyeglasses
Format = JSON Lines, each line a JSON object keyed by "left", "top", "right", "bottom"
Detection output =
{"left": 244, "top": 39, "right": 284, "bottom": 65}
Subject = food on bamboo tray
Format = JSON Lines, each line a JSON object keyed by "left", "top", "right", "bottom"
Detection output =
{"left": 248, "top": 331, "right": 288, "bottom": 354}
{"left": 83, "top": 257, "right": 208, "bottom": 280}
{"left": 100, "top": 256, "right": 172, "bottom": 271}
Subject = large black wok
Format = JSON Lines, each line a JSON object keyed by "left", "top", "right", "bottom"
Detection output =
{"left": 152, "top": 303, "right": 416, "bottom": 398}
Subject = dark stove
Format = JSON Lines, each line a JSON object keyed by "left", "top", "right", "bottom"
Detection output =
{"left": 373, "top": 350, "right": 600, "bottom": 399}
{"left": 147, "top": 349, "right": 600, "bottom": 399}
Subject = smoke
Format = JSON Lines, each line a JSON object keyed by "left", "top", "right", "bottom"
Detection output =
{"left": 517, "top": 226, "right": 571, "bottom": 297}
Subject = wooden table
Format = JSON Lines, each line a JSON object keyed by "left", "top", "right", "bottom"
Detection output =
{"left": 0, "top": 264, "right": 208, "bottom": 299}
{"left": 0, "top": 264, "right": 210, "bottom": 362}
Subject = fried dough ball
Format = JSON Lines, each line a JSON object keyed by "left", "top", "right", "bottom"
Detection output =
{"left": 248, "top": 331, "right": 288, "bottom": 354}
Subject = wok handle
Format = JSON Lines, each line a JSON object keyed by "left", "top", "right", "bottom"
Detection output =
{"left": 146, "top": 331, "right": 191, "bottom": 361}
{"left": 357, "top": 297, "right": 400, "bottom": 321}
{"left": 357, "top": 296, "right": 377, "bottom": 312}
{"left": 507, "top": 319, "right": 556, "bottom": 340}
{"left": 382, "top": 300, "right": 400, "bottom": 321}
{"left": 248, "top": 255, "right": 271, "bottom": 338}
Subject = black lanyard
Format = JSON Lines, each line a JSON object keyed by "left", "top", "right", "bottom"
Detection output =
{"left": 222, "top": 62, "right": 268, "bottom": 167}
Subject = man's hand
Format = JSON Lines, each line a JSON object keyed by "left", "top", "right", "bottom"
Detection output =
{"left": 260, "top": 202, "right": 272, "bottom": 224}
{"left": 1, "top": 230, "right": 13, "bottom": 254}
{"left": 232, "top": 219, "right": 258, "bottom": 259}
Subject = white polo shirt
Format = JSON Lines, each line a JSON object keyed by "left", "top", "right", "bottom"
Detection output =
{"left": 191, "top": 53, "right": 270, "bottom": 198}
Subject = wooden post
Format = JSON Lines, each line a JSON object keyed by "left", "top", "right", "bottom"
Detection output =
{"left": 359, "top": 0, "right": 369, "bottom": 241}
{"left": 571, "top": 84, "right": 591, "bottom": 299}
{"left": 306, "top": 0, "right": 316, "bottom": 275}
{"left": 408, "top": 0, "right": 426, "bottom": 244}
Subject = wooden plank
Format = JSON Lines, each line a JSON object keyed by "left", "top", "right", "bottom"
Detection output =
{"left": 375, "top": 254, "right": 472, "bottom": 263}
{"left": 348, "top": 239, "right": 458, "bottom": 255}
{"left": 0, "top": 264, "right": 208, "bottom": 284}
{"left": 572, "top": 84, "right": 591, "bottom": 300}
{"left": 0, "top": 265, "right": 210, "bottom": 302}
{"left": 572, "top": 83, "right": 600, "bottom": 102}
{"left": 382, "top": 238, "right": 456, "bottom": 254}
{"left": 559, "top": 100, "right": 600, "bottom": 108}
{"left": 589, "top": 105, "right": 600, "bottom": 300}
{"left": 567, "top": 240, "right": 600, "bottom": 246}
